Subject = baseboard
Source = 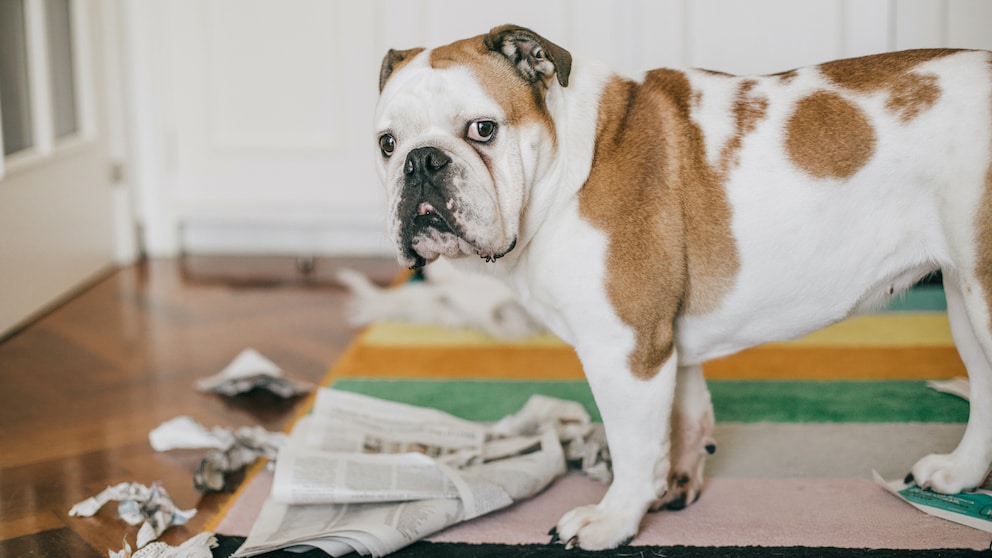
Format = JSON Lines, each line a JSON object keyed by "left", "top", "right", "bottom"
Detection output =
{"left": 178, "top": 213, "right": 394, "bottom": 257}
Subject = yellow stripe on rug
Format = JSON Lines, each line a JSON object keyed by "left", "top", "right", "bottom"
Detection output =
{"left": 326, "top": 313, "right": 964, "bottom": 382}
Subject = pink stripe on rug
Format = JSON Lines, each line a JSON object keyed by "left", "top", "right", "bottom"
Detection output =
{"left": 431, "top": 475, "right": 989, "bottom": 549}
{"left": 216, "top": 472, "right": 990, "bottom": 550}
{"left": 214, "top": 470, "right": 273, "bottom": 537}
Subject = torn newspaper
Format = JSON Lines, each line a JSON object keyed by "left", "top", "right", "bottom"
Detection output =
{"left": 110, "top": 532, "right": 217, "bottom": 558}
{"left": 232, "top": 389, "right": 587, "bottom": 557}
{"left": 197, "top": 348, "right": 312, "bottom": 398}
{"left": 149, "top": 416, "right": 288, "bottom": 492}
{"left": 875, "top": 470, "right": 992, "bottom": 533}
{"left": 69, "top": 482, "right": 196, "bottom": 548}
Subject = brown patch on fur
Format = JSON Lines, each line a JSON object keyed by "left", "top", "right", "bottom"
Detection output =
{"left": 981, "top": 169, "right": 992, "bottom": 330}
{"left": 775, "top": 69, "right": 799, "bottom": 84}
{"left": 819, "top": 49, "right": 957, "bottom": 122}
{"left": 430, "top": 35, "right": 555, "bottom": 134}
{"left": 579, "top": 72, "right": 739, "bottom": 379}
{"left": 979, "top": 60, "right": 992, "bottom": 332}
{"left": 785, "top": 91, "right": 877, "bottom": 179}
{"left": 719, "top": 80, "right": 769, "bottom": 174}
{"left": 886, "top": 73, "right": 942, "bottom": 122}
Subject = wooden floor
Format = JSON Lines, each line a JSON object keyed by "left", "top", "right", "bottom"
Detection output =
{"left": 0, "top": 256, "right": 400, "bottom": 556}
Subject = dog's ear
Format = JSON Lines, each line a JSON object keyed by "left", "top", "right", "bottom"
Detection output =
{"left": 484, "top": 25, "right": 572, "bottom": 88}
{"left": 379, "top": 47, "right": 425, "bottom": 92}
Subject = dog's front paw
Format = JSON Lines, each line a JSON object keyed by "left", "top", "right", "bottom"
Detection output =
{"left": 550, "top": 504, "right": 640, "bottom": 550}
{"left": 909, "top": 452, "right": 988, "bottom": 494}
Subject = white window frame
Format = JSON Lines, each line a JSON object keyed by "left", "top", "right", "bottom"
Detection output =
{"left": 0, "top": 0, "right": 97, "bottom": 180}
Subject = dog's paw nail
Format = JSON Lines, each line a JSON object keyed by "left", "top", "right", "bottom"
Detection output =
{"left": 548, "top": 527, "right": 560, "bottom": 544}
{"left": 705, "top": 443, "right": 717, "bottom": 455}
{"left": 621, "top": 535, "right": 635, "bottom": 546}
{"left": 564, "top": 535, "right": 578, "bottom": 550}
{"left": 904, "top": 473, "right": 915, "bottom": 485}
{"left": 665, "top": 494, "right": 687, "bottom": 510}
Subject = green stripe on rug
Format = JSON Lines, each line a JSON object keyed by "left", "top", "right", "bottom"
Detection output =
{"left": 329, "top": 379, "right": 968, "bottom": 423}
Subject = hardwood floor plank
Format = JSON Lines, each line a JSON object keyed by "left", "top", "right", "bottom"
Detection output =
{"left": 0, "top": 512, "right": 64, "bottom": 541}
{"left": 0, "top": 257, "right": 398, "bottom": 553}
{"left": 0, "top": 527, "right": 105, "bottom": 558}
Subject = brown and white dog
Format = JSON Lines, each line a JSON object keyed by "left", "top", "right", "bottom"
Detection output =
{"left": 374, "top": 25, "right": 992, "bottom": 549}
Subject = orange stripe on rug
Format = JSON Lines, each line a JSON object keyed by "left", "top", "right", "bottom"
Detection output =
{"left": 325, "top": 318, "right": 964, "bottom": 382}
{"left": 703, "top": 346, "right": 965, "bottom": 380}
{"left": 327, "top": 343, "right": 964, "bottom": 381}
{"left": 327, "top": 344, "right": 583, "bottom": 381}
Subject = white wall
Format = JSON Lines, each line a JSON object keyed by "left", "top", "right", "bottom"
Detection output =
{"left": 121, "top": 0, "right": 992, "bottom": 258}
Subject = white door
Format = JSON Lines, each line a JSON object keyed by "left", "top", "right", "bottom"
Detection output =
{"left": 126, "top": 0, "right": 391, "bottom": 258}
{"left": 0, "top": 0, "right": 117, "bottom": 336}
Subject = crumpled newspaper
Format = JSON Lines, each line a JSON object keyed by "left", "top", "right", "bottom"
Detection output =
{"left": 150, "top": 416, "right": 287, "bottom": 492}
{"left": 110, "top": 532, "right": 217, "bottom": 558}
{"left": 196, "top": 348, "right": 312, "bottom": 398}
{"left": 491, "top": 394, "right": 612, "bottom": 483}
{"left": 69, "top": 482, "right": 196, "bottom": 548}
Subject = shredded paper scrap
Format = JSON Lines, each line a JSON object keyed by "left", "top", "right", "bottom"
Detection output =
{"left": 149, "top": 416, "right": 287, "bottom": 492}
{"left": 109, "top": 532, "right": 217, "bottom": 558}
{"left": 69, "top": 482, "right": 196, "bottom": 548}
{"left": 196, "top": 348, "right": 312, "bottom": 398}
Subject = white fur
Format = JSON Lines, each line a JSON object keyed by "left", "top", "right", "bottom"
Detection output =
{"left": 376, "top": 43, "right": 992, "bottom": 550}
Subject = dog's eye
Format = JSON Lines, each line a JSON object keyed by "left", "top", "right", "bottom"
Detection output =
{"left": 467, "top": 120, "right": 497, "bottom": 143}
{"left": 379, "top": 134, "right": 396, "bottom": 157}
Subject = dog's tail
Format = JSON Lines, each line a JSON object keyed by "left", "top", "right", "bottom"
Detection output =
{"left": 335, "top": 268, "right": 393, "bottom": 326}
{"left": 336, "top": 268, "right": 438, "bottom": 327}
{"left": 335, "top": 268, "right": 382, "bottom": 299}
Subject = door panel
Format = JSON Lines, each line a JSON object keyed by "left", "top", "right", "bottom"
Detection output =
{"left": 0, "top": 0, "right": 114, "bottom": 336}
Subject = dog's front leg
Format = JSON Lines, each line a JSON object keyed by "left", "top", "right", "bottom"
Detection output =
{"left": 552, "top": 348, "right": 678, "bottom": 550}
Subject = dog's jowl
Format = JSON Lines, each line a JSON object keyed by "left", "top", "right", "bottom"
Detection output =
{"left": 374, "top": 24, "right": 992, "bottom": 550}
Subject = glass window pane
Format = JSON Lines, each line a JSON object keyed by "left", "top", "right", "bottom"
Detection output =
{"left": 0, "top": 0, "right": 34, "bottom": 155}
{"left": 46, "top": 0, "right": 77, "bottom": 138}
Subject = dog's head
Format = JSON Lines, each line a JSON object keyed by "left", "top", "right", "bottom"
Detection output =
{"left": 374, "top": 25, "right": 572, "bottom": 269}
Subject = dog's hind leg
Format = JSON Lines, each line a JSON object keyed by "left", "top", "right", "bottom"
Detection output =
{"left": 910, "top": 270, "right": 992, "bottom": 492}
{"left": 651, "top": 364, "right": 715, "bottom": 511}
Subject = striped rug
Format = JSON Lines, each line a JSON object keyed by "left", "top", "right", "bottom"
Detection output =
{"left": 210, "top": 284, "right": 992, "bottom": 556}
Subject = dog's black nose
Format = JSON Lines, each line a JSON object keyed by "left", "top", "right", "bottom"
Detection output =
{"left": 404, "top": 146, "right": 451, "bottom": 176}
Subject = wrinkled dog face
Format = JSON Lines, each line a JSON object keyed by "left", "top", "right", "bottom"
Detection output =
{"left": 373, "top": 27, "right": 571, "bottom": 269}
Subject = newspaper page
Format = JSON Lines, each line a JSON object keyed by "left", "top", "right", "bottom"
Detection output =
{"left": 232, "top": 389, "right": 569, "bottom": 557}
{"left": 874, "top": 470, "right": 992, "bottom": 533}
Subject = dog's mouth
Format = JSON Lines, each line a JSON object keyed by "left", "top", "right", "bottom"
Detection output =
{"left": 400, "top": 201, "right": 515, "bottom": 269}
{"left": 414, "top": 202, "right": 454, "bottom": 234}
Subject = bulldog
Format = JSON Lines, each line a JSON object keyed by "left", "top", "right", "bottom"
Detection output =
{"left": 374, "top": 25, "right": 992, "bottom": 550}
